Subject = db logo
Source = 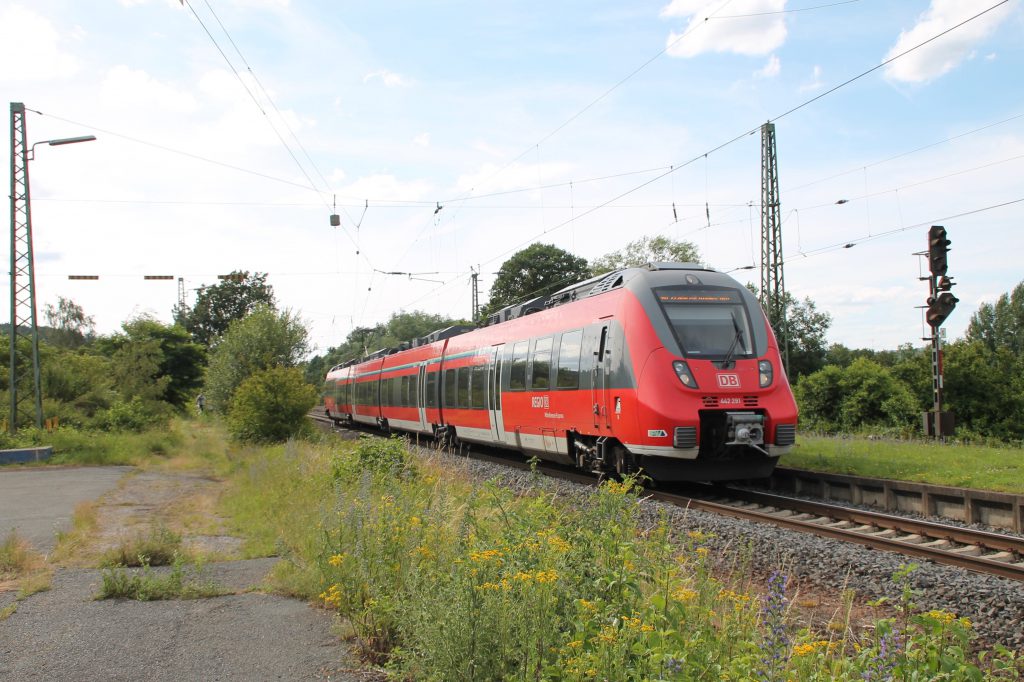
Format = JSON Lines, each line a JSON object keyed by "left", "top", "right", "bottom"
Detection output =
{"left": 717, "top": 374, "right": 740, "bottom": 388}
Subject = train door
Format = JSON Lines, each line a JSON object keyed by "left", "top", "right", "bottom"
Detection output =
{"left": 417, "top": 364, "right": 428, "bottom": 432}
{"left": 488, "top": 344, "right": 505, "bottom": 444}
{"left": 592, "top": 324, "right": 610, "bottom": 429}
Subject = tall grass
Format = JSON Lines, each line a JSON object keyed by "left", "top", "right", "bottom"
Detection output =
{"left": 312, "top": 438, "right": 1021, "bottom": 680}
{"left": 783, "top": 435, "right": 1024, "bottom": 493}
{"left": 212, "top": 429, "right": 1023, "bottom": 679}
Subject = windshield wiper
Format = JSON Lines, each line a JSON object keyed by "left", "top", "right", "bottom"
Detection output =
{"left": 721, "top": 318, "right": 744, "bottom": 369}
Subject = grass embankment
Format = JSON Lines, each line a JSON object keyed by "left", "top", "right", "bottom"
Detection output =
{"left": 783, "top": 436, "right": 1024, "bottom": 493}
{"left": 220, "top": 431, "right": 1023, "bottom": 680}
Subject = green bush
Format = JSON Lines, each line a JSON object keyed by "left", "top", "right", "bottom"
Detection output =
{"left": 97, "top": 397, "right": 170, "bottom": 432}
{"left": 226, "top": 366, "right": 317, "bottom": 443}
{"left": 332, "top": 435, "right": 413, "bottom": 482}
{"left": 796, "top": 358, "right": 918, "bottom": 432}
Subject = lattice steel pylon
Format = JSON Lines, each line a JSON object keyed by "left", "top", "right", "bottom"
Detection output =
{"left": 8, "top": 102, "right": 43, "bottom": 433}
{"left": 470, "top": 266, "right": 480, "bottom": 320}
{"left": 759, "top": 122, "right": 789, "bottom": 375}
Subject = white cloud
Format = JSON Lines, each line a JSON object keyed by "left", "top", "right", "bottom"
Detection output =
{"left": 100, "top": 66, "right": 199, "bottom": 113}
{"left": 798, "top": 65, "right": 823, "bottom": 92}
{"left": 755, "top": 54, "right": 781, "bottom": 78}
{"left": 883, "top": 0, "right": 1016, "bottom": 83}
{"left": 414, "top": 133, "right": 431, "bottom": 147}
{"left": 364, "top": 69, "right": 409, "bottom": 87}
{"left": 661, "top": 0, "right": 787, "bottom": 58}
{"left": 985, "top": 52, "right": 998, "bottom": 61}
{"left": 0, "top": 5, "right": 80, "bottom": 81}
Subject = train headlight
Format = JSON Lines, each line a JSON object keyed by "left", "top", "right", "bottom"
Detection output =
{"left": 673, "top": 361, "right": 698, "bottom": 389}
{"left": 758, "top": 360, "right": 773, "bottom": 388}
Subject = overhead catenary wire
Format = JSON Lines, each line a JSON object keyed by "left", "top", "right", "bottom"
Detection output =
{"left": 388, "top": 0, "right": 1015, "bottom": 315}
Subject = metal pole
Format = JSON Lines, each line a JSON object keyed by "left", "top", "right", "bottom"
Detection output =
{"left": 9, "top": 102, "right": 44, "bottom": 432}
{"left": 471, "top": 267, "right": 479, "bottom": 320}
{"left": 760, "top": 122, "right": 789, "bottom": 375}
{"left": 930, "top": 269, "right": 943, "bottom": 441}
{"left": 8, "top": 103, "right": 18, "bottom": 434}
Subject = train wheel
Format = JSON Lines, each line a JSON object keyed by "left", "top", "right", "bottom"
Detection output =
{"left": 614, "top": 446, "right": 635, "bottom": 477}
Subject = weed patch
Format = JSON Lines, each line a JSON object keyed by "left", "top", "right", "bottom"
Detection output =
{"left": 0, "top": 531, "right": 35, "bottom": 576}
{"left": 100, "top": 526, "right": 183, "bottom": 568}
{"left": 97, "top": 555, "right": 223, "bottom": 601}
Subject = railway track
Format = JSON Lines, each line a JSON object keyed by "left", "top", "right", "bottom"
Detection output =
{"left": 310, "top": 413, "right": 1024, "bottom": 582}
{"left": 653, "top": 486, "right": 1024, "bottom": 583}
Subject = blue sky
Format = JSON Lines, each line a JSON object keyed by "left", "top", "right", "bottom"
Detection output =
{"left": 2, "top": 0, "right": 1022, "bottom": 354}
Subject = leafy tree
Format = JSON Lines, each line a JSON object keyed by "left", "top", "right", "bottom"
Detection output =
{"left": 98, "top": 317, "right": 205, "bottom": 409}
{"left": 483, "top": 243, "right": 589, "bottom": 317}
{"left": 944, "top": 340, "right": 1024, "bottom": 441}
{"left": 226, "top": 366, "right": 317, "bottom": 442}
{"left": 591, "top": 235, "right": 701, "bottom": 275}
{"left": 204, "top": 306, "right": 310, "bottom": 412}
{"left": 886, "top": 344, "right": 931, "bottom": 411}
{"left": 795, "top": 358, "right": 917, "bottom": 432}
{"left": 966, "top": 280, "right": 1024, "bottom": 354}
{"left": 746, "top": 286, "right": 832, "bottom": 379}
{"left": 784, "top": 294, "right": 832, "bottom": 379}
{"left": 43, "top": 296, "right": 95, "bottom": 348}
{"left": 176, "top": 271, "right": 275, "bottom": 347}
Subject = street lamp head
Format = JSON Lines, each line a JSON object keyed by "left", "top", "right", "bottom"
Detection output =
{"left": 47, "top": 135, "right": 96, "bottom": 146}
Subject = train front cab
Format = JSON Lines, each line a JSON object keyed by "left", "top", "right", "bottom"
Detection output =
{"left": 623, "top": 268, "right": 798, "bottom": 482}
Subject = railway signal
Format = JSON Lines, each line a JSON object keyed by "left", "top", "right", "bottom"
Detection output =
{"left": 926, "top": 276, "right": 959, "bottom": 329}
{"left": 920, "top": 225, "right": 956, "bottom": 439}
{"left": 928, "top": 225, "right": 951, "bottom": 276}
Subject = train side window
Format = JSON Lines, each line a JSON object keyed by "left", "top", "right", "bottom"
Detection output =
{"left": 556, "top": 330, "right": 583, "bottom": 389}
{"left": 443, "top": 368, "right": 457, "bottom": 407}
{"left": 509, "top": 341, "right": 528, "bottom": 390}
{"left": 470, "top": 364, "right": 487, "bottom": 409}
{"left": 530, "top": 337, "right": 553, "bottom": 390}
{"left": 426, "top": 371, "right": 438, "bottom": 408}
{"left": 410, "top": 374, "right": 420, "bottom": 408}
{"left": 457, "top": 367, "right": 471, "bottom": 408}
{"left": 400, "top": 375, "right": 409, "bottom": 407}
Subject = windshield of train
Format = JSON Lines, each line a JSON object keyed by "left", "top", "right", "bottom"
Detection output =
{"left": 654, "top": 287, "right": 754, "bottom": 359}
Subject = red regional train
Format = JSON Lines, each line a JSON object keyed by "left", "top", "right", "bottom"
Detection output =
{"left": 322, "top": 262, "right": 797, "bottom": 482}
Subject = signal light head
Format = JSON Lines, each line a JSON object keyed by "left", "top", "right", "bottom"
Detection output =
{"left": 926, "top": 291, "right": 959, "bottom": 328}
{"left": 927, "top": 225, "right": 951, "bottom": 276}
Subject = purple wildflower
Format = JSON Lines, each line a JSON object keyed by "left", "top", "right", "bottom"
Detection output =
{"left": 756, "top": 571, "right": 790, "bottom": 682}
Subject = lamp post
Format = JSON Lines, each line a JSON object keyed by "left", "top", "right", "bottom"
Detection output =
{"left": 8, "top": 102, "right": 95, "bottom": 433}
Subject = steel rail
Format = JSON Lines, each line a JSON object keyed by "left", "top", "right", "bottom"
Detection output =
{"left": 646, "top": 486, "right": 1024, "bottom": 582}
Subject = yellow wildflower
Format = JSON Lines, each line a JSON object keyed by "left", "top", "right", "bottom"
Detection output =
{"left": 327, "top": 553, "right": 345, "bottom": 567}
{"left": 793, "top": 640, "right": 834, "bottom": 657}
{"left": 672, "top": 587, "right": 698, "bottom": 602}
{"left": 469, "top": 548, "right": 505, "bottom": 564}
{"left": 411, "top": 545, "right": 435, "bottom": 560}
{"left": 578, "top": 599, "right": 597, "bottom": 612}
{"left": 926, "top": 609, "right": 957, "bottom": 625}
